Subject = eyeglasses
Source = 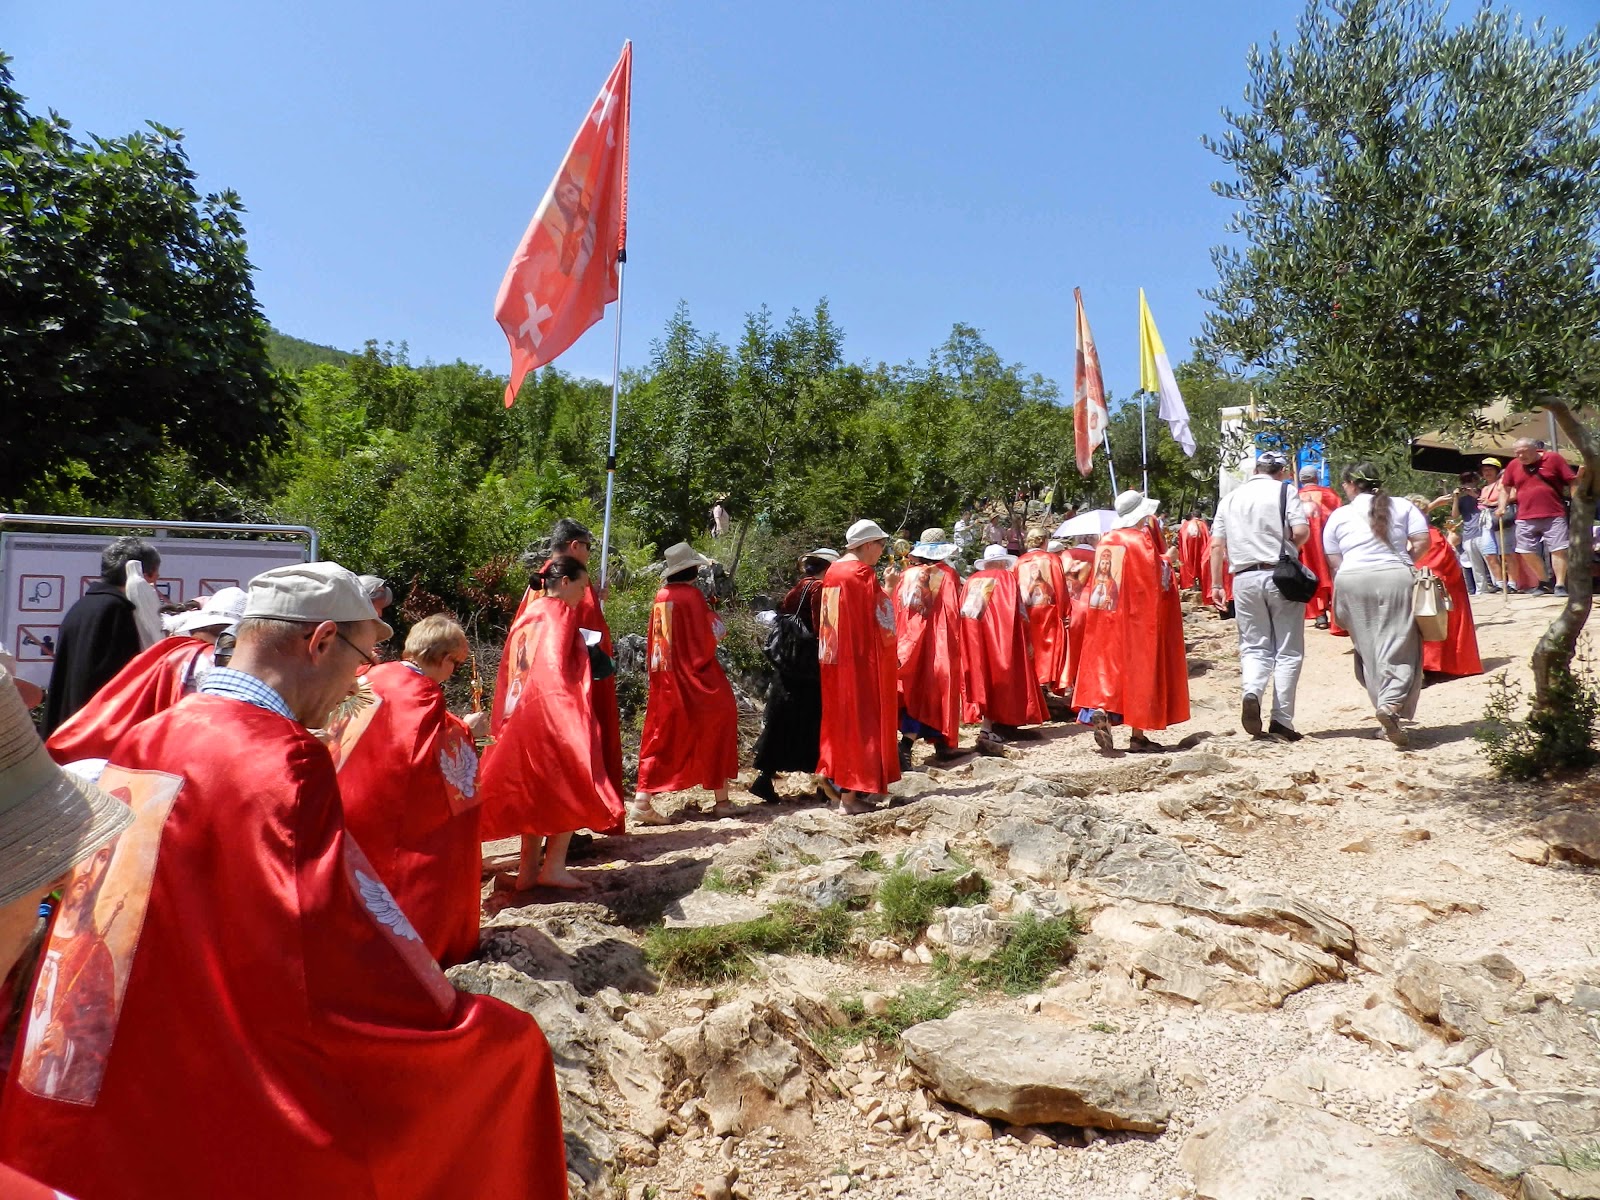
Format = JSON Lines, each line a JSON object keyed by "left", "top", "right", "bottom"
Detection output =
{"left": 337, "top": 633, "right": 379, "bottom": 668}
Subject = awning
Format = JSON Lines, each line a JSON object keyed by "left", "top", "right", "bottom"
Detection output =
{"left": 1410, "top": 400, "right": 1581, "bottom": 475}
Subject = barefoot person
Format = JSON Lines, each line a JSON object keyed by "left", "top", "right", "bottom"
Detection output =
{"left": 893, "top": 530, "right": 964, "bottom": 769}
{"left": 479, "top": 555, "right": 625, "bottom": 888}
{"left": 632, "top": 543, "right": 740, "bottom": 823}
{"left": 961, "top": 544, "right": 1048, "bottom": 752}
{"left": 0, "top": 562, "right": 568, "bottom": 1199}
{"left": 334, "top": 613, "right": 486, "bottom": 966}
{"left": 818, "top": 519, "right": 901, "bottom": 814}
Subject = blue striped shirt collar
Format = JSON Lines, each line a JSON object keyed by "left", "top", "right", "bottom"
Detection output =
{"left": 198, "top": 667, "right": 297, "bottom": 722}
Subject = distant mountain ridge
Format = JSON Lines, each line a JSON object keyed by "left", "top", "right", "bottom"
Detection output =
{"left": 267, "top": 329, "right": 358, "bottom": 370}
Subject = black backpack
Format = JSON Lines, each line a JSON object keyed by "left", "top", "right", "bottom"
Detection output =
{"left": 764, "top": 581, "right": 821, "bottom": 680}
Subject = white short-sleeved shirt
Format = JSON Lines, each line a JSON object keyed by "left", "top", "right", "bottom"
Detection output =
{"left": 1322, "top": 493, "right": 1428, "bottom": 571}
{"left": 1211, "top": 475, "right": 1308, "bottom": 569}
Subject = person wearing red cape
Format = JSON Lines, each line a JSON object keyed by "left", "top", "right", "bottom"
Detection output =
{"left": 44, "top": 587, "right": 247, "bottom": 766}
{"left": 1058, "top": 544, "right": 1095, "bottom": 697}
{"left": 818, "top": 519, "right": 901, "bottom": 814}
{"left": 1298, "top": 465, "right": 1343, "bottom": 629}
{"left": 1176, "top": 513, "right": 1211, "bottom": 591}
{"left": 633, "top": 543, "right": 740, "bottom": 823}
{"left": 480, "top": 555, "right": 624, "bottom": 890}
{"left": 1415, "top": 523, "right": 1484, "bottom": 678}
{"left": 1016, "top": 529, "right": 1070, "bottom": 700}
{"left": 893, "top": 529, "right": 964, "bottom": 769}
{"left": 1075, "top": 493, "right": 1191, "bottom": 752}
{"left": 0, "top": 563, "right": 568, "bottom": 1200}
{"left": 961, "top": 544, "right": 1048, "bottom": 752}
{"left": 332, "top": 614, "right": 486, "bottom": 967}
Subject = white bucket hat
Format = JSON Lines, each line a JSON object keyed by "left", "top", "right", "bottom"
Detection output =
{"left": 911, "top": 527, "right": 958, "bottom": 562}
{"left": 844, "top": 519, "right": 891, "bottom": 550}
{"left": 1111, "top": 491, "right": 1161, "bottom": 530}
{"left": 243, "top": 562, "right": 394, "bottom": 639}
{"left": 661, "top": 542, "right": 712, "bottom": 577}
{"left": 976, "top": 543, "right": 1017, "bottom": 570}
{"left": 1047, "top": 539, "right": 1066, "bottom": 553}
{"left": 172, "top": 585, "right": 249, "bottom": 637}
{"left": 0, "top": 665, "right": 134, "bottom": 905}
{"left": 802, "top": 548, "right": 840, "bottom": 565}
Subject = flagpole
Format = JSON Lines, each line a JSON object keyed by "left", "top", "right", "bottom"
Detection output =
{"left": 598, "top": 255, "right": 627, "bottom": 593}
{"left": 1102, "top": 426, "right": 1120, "bottom": 496}
{"left": 1139, "top": 389, "right": 1149, "bottom": 494}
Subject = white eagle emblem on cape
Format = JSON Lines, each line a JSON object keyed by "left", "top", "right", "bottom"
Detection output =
{"left": 438, "top": 737, "right": 479, "bottom": 799}
{"left": 355, "top": 869, "right": 421, "bottom": 942}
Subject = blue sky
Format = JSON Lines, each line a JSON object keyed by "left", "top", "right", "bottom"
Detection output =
{"left": 7, "top": 0, "right": 1596, "bottom": 400}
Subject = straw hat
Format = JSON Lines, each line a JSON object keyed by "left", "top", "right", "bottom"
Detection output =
{"left": 911, "top": 527, "right": 959, "bottom": 562}
{"left": 0, "top": 647, "right": 43, "bottom": 710}
{"left": 0, "top": 666, "right": 134, "bottom": 906}
{"left": 844, "top": 519, "right": 891, "bottom": 550}
{"left": 976, "top": 543, "right": 1017, "bottom": 570}
{"left": 244, "top": 563, "right": 394, "bottom": 639}
{"left": 1111, "top": 491, "right": 1161, "bottom": 530}
{"left": 661, "top": 542, "right": 711, "bottom": 577}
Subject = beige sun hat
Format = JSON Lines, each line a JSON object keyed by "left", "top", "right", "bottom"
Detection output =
{"left": 844, "top": 519, "right": 891, "bottom": 549}
{"left": 0, "top": 666, "right": 134, "bottom": 906}
{"left": 0, "top": 646, "right": 43, "bottom": 710}
{"left": 661, "top": 542, "right": 712, "bottom": 577}
{"left": 802, "top": 548, "right": 840, "bottom": 564}
{"left": 1111, "top": 490, "right": 1161, "bottom": 530}
{"left": 243, "top": 562, "right": 393, "bottom": 639}
{"left": 911, "top": 528, "right": 958, "bottom": 561}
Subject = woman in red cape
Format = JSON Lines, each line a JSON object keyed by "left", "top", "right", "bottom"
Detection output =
{"left": 479, "top": 556, "right": 623, "bottom": 889}
{"left": 334, "top": 615, "right": 485, "bottom": 967}
{"left": 1298, "top": 471, "right": 1343, "bottom": 628}
{"left": 1016, "top": 531, "right": 1070, "bottom": 695}
{"left": 45, "top": 636, "right": 208, "bottom": 764}
{"left": 1059, "top": 545, "right": 1095, "bottom": 696}
{"left": 1147, "top": 516, "right": 1193, "bottom": 735}
{"left": 634, "top": 543, "right": 740, "bottom": 822}
{"left": 1416, "top": 524, "right": 1484, "bottom": 678}
{"left": 1176, "top": 514, "right": 1211, "bottom": 591}
{"left": 961, "top": 545, "right": 1047, "bottom": 749}
{"left": 818, "top": 520, "right": 901, "bottom": 813}
{"left": 1075, "top": 494, "right": 1190, "bottom": 752}
{"left": 894, "top": 530, "right": 964, "bottom": 767}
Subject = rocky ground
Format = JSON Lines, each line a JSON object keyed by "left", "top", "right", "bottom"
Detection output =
{"left": 454, "top": 592, "right": 1600, "bottom": 1200}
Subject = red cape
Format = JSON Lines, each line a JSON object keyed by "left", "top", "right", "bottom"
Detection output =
{"left": 1073, "top": 527, "right": 1190, "bottom": 730}
{"left": 1148, "top": 521, "right": 1192, "bottom": 729}
{"left": 1060, "top": 552, "right": 1092, "bottom": 695}
{"left": 1419, "top": 529, "right": 1483, "bottom": 677}
{"left": 1177, "top": 519, "right": 1211, "bottom": 591}
{"left": 480, "top": 596, "right": 624, "bottom": 838}
{"left": 637, "top": 583, "right": 739, "bottom": 793}
{"left": 818, "top": 559, "right": 901, "bottom": 794}
{"left": 894, "top": 562, "right": 963, "bottom": 742}
{"left": 1298, "top": 484, "right": 1341, "bottom": 620}
{"left": 960, "top": 567, "right": 1048, "bottom": 727}
{"left": 45, "top": 638, "right": 210, "bottom": 765}
{"left": 1016, "top": 550, "right": 1070, "bottom": 691}
{"left": 0, "top": 695, "right": 566, "bottom": 1200}
{"left": 334, "top": 661, "right": 485, "bottom": 967}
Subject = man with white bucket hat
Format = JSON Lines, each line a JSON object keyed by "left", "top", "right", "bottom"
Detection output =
{"left": 892, "top": 529, "right": 964, "bottom": 768}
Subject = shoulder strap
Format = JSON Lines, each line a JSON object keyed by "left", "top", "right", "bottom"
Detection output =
{"left": 1278, "top": 481, "right": 1292, "bottom": 550}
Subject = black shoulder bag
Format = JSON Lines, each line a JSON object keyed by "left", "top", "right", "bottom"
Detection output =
{"left": 763, "top": 580, "right": 821, "bottom": 680}
{"left": 1272, "top": 482, "right": 1320, "bottom": 604}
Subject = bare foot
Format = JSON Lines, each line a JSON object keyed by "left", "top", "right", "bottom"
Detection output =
{"left": 709, "top": 801, "right": 739, "bottom": 818}
{"left": 838, "top": 793, "right": 875, "bottom": 815}
{"left": 535, "top": 870, "right": 589, "bottom": 890}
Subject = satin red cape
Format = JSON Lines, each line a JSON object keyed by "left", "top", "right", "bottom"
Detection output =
{"left": 894, "top": 562, "right": 962, "bottom": 741}
{"left": 1016, "top": 550, "right": 1069, "bottom": 691}
{"left": 480, "top": 596, "right": 624, "bottom": 838}
{"left": 45, "top": 638, "right": 210, "bottom": 765}
{"left": 960, "top": 568, "right": 1048, "bottom": 726}
{"left": 0, "top": 1161, "right": 73, "bottom": 1198}
{"left": 1149, "top": 521, "right": 1192, "bottom": 729}
{"left": 1060, "top": 552, "right": 1091, "bottom": 694}
{"left": 1298, "top": 484, "right": 1341, "bottom": 620}
{"left": 1176, "top": 519, "right": 1210, "bottom": 591}
{"left": 1418, "top": 529, "right": 1484, "bottom": 677}
{"left": 0, "top": 696, "right": 566, "bottom": 1200}
{"left": 1073, "top": 527, "right": 1190, "bottom": 730}
{"left": 336, "top": 662, "right": 485, "bottom": 967}
{"left": 818, "top": 559, "right": 901, "bottom": 794}
{"left": 637, "top": 583, "right": 739, "bottom": 793}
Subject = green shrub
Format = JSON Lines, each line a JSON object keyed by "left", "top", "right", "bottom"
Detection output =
{"left": 821, "top": 979, "right": 964, "bottom": 1049}
{"left": 941, "top": 911, "right": 1084, "bottom": 995}
{"left": 874, "top": 862, "right": 990, "bottom": 940}
{"left": 643, "top": 903, "right": 853, "bottom": 983}
{"left": 1476, "top": 659, "right": 1600, "bottom": 779}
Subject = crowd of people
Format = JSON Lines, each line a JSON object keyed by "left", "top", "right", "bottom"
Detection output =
{"left": 0, "top": 439, "right": 1542, "bottom": 1193}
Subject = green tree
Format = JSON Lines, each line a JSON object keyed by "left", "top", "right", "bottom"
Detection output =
{"left": 1203, "top": 0, "right": 1600, "bottom": 719}
{"left": 0, "top": 54, "right": 287, "bottom": 505}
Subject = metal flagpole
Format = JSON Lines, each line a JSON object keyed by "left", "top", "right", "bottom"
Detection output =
{"left": 1102, "top": 426, "right": 1120, "bottom": 496}
{"left": 598, "top": 254, "right": 627, "bottom": 593}
{"left": 1139, "top": 389, "right": 1149, "bottom": 493}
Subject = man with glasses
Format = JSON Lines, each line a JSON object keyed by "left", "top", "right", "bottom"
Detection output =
{"left": 0, "top": 562, "right": 568, "bottom": 1200}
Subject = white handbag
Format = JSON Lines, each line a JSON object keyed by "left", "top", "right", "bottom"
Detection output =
{"left": 1412, "top": 568, "right": 1450, "bottom": 643}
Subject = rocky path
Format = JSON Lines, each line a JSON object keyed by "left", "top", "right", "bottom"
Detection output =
{"left": 461, "top": 594, "right": 1600, "bottom": 1200}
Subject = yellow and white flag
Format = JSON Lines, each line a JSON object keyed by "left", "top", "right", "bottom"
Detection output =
{"left": 1138, "top": 289, "right": 1196, "bottom": 457}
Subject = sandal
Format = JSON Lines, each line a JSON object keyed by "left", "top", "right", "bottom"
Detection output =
{"left": 1090, "top": 709, "right": 1114, "bottom": 752}
{"left": 627, "top": 802, "right": 671, "bottom": 827}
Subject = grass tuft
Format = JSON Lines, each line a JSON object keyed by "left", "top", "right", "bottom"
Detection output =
{"left": 643, "top": 903, "right": 854, "bottom": 983}
{"left": 857, "top": 850, "right": 887, "bottom": 873}
{"left": 1555, "top": 1141, "right": 1600, "bottom": 1172}
{"left": 873, "top": 862, "right": 990, "bottom": 940}
{"left": 815, "top": 979, "right": 964, "bottom": 1051}
{"left": 939, "top": 911, "right": 1084, "bottom": 995}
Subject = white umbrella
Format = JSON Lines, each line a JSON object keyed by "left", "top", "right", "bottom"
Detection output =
{"left": 1054, "top": 510, "right": 1115, "bottom": 538}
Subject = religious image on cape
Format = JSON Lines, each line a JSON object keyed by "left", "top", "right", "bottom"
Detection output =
{"left": 1089, "top": 546, "right": 1124, "bottom": 612}
{"left": 961, "top": 577, "right": 997, "bottom": 620}
{"left": 818, "top": 588, "right": 841, "bottom": 665}
{"left": 1018, "top": 558, "right": 1057, "bottom": 609}
{"left": 648, "top": 600, "right": 674, "bottom": 672}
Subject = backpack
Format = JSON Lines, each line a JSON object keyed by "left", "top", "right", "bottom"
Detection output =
{"left": 763, "top": 581, "right": 820, "bottom": 680}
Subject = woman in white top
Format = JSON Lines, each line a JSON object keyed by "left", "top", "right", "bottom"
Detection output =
{"left": 1322, "top": 462, "right": 1431, "bottom": 746}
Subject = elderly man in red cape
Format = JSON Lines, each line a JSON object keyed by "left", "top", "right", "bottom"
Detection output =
{"left": 632, "top": 543, "right": 740, "bottom": 822}
{"left": 0, "top": 563, "right": 568, "bottom": 1200}
{"left": 1415, "top": 523, "right": 1484, "bottom": 679}
{"left": 1297, "top": 465, "right": 1343, "bottom": 629}
{"left": 893, "top": 528, "right": 964, "bottom": 770}
{"left": 818, "top": 519, "right": 901, "bottom": 814}
{"left": 1075, "top": 493, "right": 1191, "bottom": 753}
{"left": 333, "top": 613, "right": 485, "bottom": 967}
{"left": 45, "top": 587, "right": 247, "bottom": 765}
{"left": 961, "top": 544, "right": 1048, "bottom": 752}
{"left": 1016, "top": 529, "right": 1070, "bottom": 700}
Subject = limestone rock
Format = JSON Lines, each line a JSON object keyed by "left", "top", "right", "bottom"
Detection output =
{"left": 1410, "top": 1087, "right": 1600, "bottom": 1182}
{"left": 1522, "top": 1163, "right": 1600, "bottom": 1200}
{"left": 1179, "top": 1096, "right": 1498, "bottom": 1200}
{"left": 766, "top": 857, "right": 879, "bottom": 910}
{"left": 1536, "top": 810, "right": 1600, "bottom": 866}
{"left": 924, "top": 903, "right": 1008, "bottom": 960}
{"left": 654, "top": 998, "right": 816, "bottom": 1137}
{"left": 899, "top": 1011, "right": 1169, "bottom": 1132}
{"left": 662, "top": 891, "right": 768, "bottom": 929}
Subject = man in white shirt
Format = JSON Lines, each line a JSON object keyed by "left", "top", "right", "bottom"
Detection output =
{"left": 1209, "top": 451, "right": 1311, "bottom": 741}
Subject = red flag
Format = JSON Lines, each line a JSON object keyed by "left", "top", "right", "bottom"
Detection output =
{"left": 1073, "top": 287, "right": 1109, "bottom": 476}
{"left": 494, "top": 41, "right": 632, "bottom": 406}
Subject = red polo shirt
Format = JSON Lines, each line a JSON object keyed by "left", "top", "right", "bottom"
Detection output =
{"left": 1503, "top": 453, "right": 1575, "bottom": 521}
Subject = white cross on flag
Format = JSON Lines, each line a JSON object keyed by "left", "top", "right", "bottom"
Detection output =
{"left": 494, "top": 42, "right": 632, "bottom": 406}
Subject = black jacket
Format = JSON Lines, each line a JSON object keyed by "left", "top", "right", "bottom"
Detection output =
{"left": 42, "top": 583, "right": 142, "bottom": 734}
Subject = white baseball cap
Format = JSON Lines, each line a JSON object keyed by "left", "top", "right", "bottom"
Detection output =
{"left": 243, "top": 563, "right": 393, "bottom": 639}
